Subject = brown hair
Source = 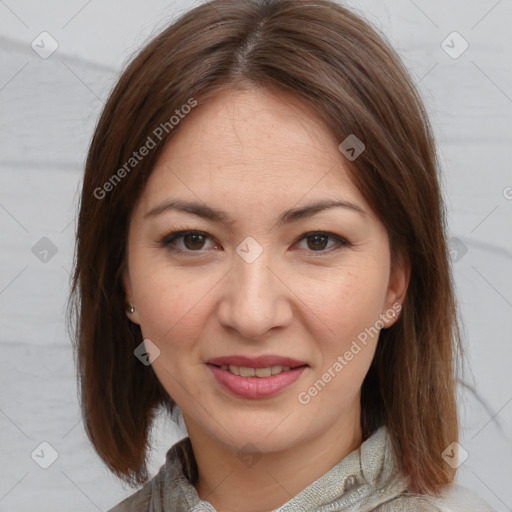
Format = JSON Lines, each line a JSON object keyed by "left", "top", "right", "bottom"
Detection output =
{"left": 68, "top": 0, "right": 463, "bottom": 496}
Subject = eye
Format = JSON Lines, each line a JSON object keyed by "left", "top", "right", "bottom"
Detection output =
{"left": 159, "top": 230, "right": 217, "bottom": 253}
{"left": 296, "top": 232, "right": 350, "bottom": 253}
{"left": 158, "top": 229, "right": 351, "bottom": 255}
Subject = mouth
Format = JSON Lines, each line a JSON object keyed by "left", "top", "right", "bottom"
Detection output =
{"left": 207, "top": 363, "right": 307, "bottom": 378}
{"left": 206, "top": 359, "right": 309, "bottom": 399}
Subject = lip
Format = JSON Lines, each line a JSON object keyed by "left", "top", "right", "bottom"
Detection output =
{"left": 207, "top": 364, "right": 308, "bottom": 399}
{"left": 206, "top": 355, "right": 308, "bottom": 368}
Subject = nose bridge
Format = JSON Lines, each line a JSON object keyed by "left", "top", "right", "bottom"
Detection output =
{"left": 217, "top": 238, "right": 291, "bottom": 338}
{"left": 236, "top": 247, "right": 274, "bottom": 301}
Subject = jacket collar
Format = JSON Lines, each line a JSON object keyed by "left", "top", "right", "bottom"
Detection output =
{"left": 151, "top": 425, "right": 410, "bottom": 511}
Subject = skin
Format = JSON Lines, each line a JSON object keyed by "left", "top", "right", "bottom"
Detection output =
{"left": 123, "top": 85, "right": 410, "bottom": 512}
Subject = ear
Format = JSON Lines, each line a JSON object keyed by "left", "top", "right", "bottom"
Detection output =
{"left": 122, "top": 264, "right": 141, "bottom": 325}
{"left": 382, "top": 249, "right": 410, "bottom": 328}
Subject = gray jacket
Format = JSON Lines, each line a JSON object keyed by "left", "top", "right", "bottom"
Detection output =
{"left": 108, "top": 426, "right": 495, "bottom": 511}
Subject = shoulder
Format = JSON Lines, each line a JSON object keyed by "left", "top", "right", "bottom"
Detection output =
{"left": 106, "top": 436, "right": 197, "bottom": 512}
{"left": 106, "top": 481, "right": 153, "bottom": 512}
{"left": 105, "top": 452, "right": 169, "bottom": 512}
{"left": 377, "top": 484, "right": 496, "bottom": 512}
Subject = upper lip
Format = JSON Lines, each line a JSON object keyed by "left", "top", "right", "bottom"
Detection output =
{"left": 207, "top": 355, "right": 308, "bottom": 368}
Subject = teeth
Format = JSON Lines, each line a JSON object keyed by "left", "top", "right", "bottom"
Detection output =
{"left": 219, "top": 364, "right": 292, "bottom": 377}
{"left": 255, "top": 367, "right": 272, "bottom": 377}
{"left": 272, "top": 365, "right": 289, "bottom": 375}
{"left": 239, "top": 366, "right": 255, "bottom": 377}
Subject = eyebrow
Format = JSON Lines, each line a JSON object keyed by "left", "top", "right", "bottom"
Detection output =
{"left": 144, "top": 198, "right": 366, "bottom": 225}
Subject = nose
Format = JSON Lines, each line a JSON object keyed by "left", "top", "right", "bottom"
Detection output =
{"left": 215, "top": 249, "right": 293, "bottom": 340}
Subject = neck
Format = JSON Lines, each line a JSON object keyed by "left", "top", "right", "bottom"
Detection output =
{"left": 184, "top": 408, "right": 362, "bottom": 512}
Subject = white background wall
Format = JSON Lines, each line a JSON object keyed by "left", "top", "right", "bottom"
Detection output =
{"left": 1, "top": 0, "right": 511, "bottom": 510}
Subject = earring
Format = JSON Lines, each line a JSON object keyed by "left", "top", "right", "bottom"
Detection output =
{"left": 391, "top": 310, "right": 397, "bottom": 318}
{"left": 126, "top": 304, "right": 135, "bottom": 314}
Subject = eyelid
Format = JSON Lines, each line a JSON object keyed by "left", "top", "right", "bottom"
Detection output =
{"left": 159, "top": 229, "right": 216, "bottom": 252}
{"left": 158, "top": 227, "right": 351, "bottom": 256}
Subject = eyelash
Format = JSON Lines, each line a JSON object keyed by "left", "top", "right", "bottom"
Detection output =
{"left": 157, "top": 227, "right": 351, "bottom": 256}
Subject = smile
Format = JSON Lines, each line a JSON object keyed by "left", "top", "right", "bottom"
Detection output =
{"left": 217, "top": 364, "right": 292, "bottom": 377}
{"left": 207, "top": 363, "right": 308, "bottom": 399}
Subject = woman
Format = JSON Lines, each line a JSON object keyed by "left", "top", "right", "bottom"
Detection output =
{"left": 68, "top": 0, "right": 495, "bottom": 510}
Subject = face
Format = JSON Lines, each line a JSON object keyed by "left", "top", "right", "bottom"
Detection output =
{"left": 123, "top": 86, "right": 408, "bottom": 454}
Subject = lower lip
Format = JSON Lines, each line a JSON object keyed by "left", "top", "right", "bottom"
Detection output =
{"left": 207, "top": 364, "right": 308, "bottom": 399}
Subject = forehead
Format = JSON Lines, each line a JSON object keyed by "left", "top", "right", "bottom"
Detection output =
{"left": 139, "top": 86, "right": 366, "bottom": 211}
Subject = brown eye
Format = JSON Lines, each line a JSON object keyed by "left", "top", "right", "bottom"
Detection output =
{"left": 297, "top": 232, "right": 349, "bottom": 253}
{"left": 306, "top": 234, "right": 329, "bottom": 251}
{"left": 160, "top": 229, "right": 349, "bottom": 256}
{"left": 182, "top": 233, "right": 207, "bottom": 250}
{"left": 160, "top": 230, "right": 216, "bottom": 254}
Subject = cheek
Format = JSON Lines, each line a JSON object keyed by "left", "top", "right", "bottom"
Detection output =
{"left": 299, "top": 260, "right": 389, "bottom": 340}
{"left": 299, "top": 267, "right": 386, "bottom": 401}
{"left": 131, "top": 269, "right": 209, "bottom": 401}
{"left": 130, "top": 260, "right": 215, "bottom": 344}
